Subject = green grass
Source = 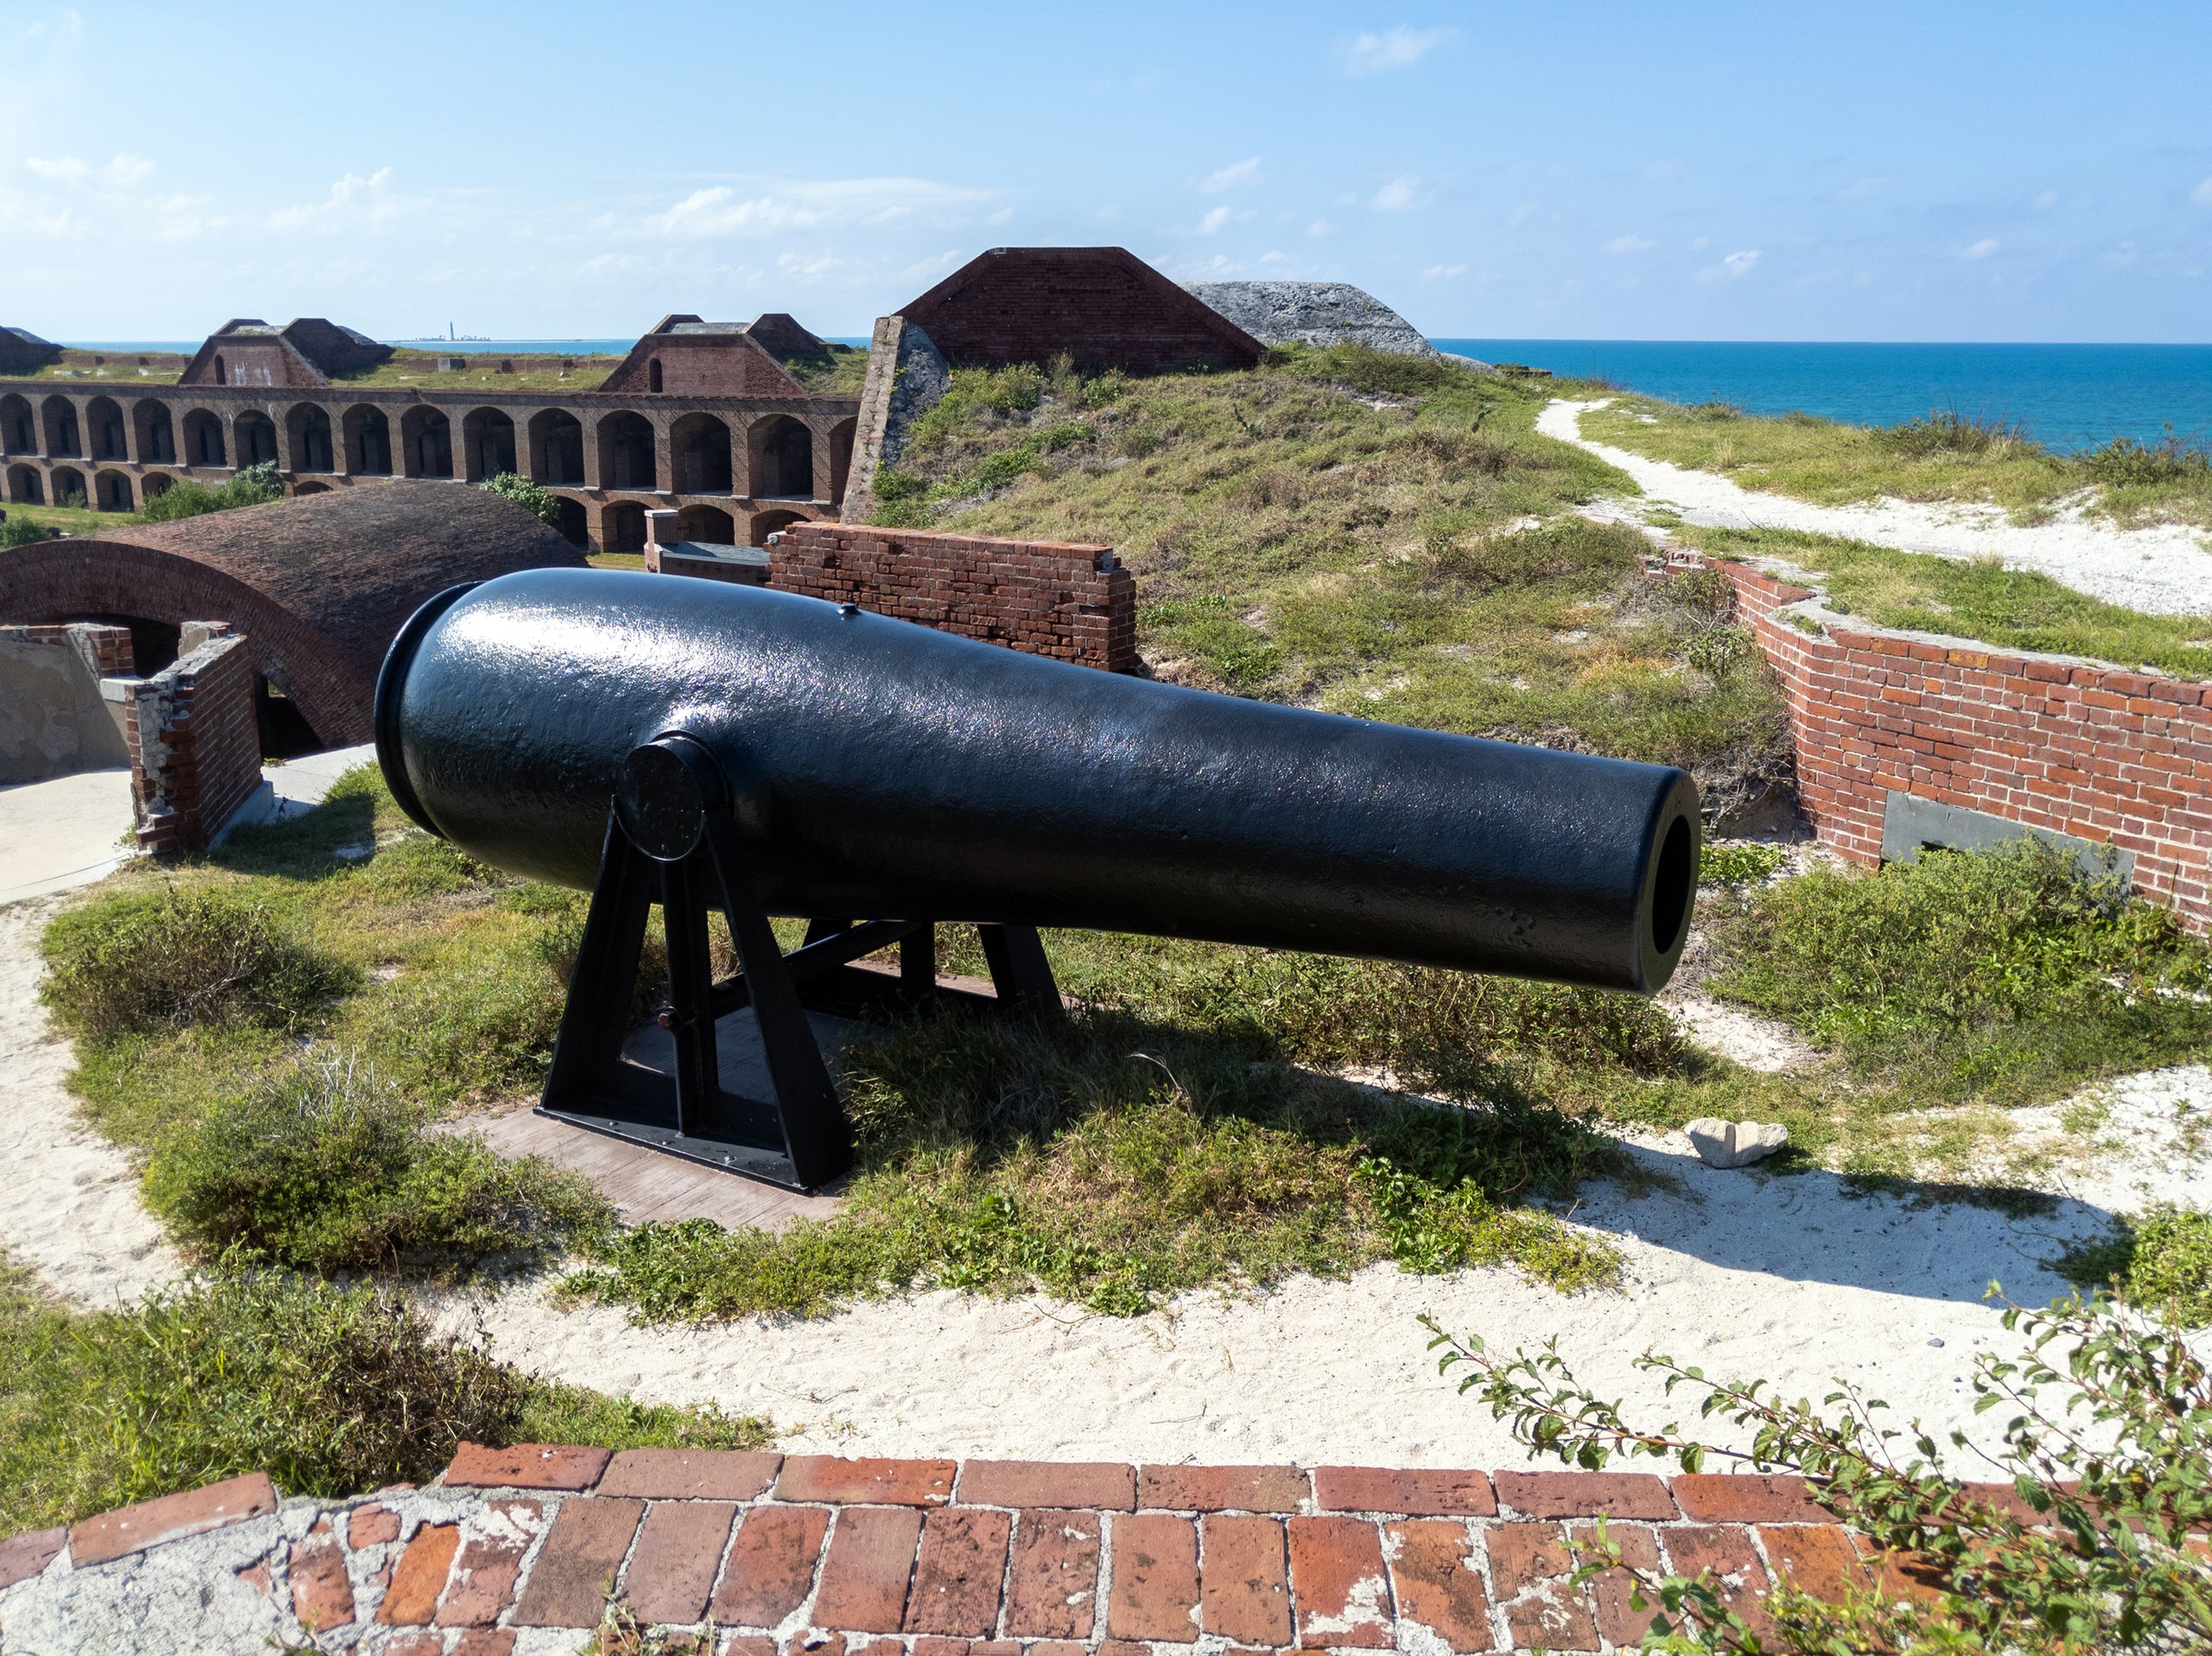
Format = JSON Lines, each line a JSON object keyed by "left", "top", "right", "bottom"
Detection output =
{"left": 1582, "top": 393, "right": 2212, "bottom": 530}
{"left": 0, "top": 499, "right": 130, "bottom": 537}
{"left": 869, "top": 346, "right": 1795, "bottom": 822}
{"left": 328, "top": 349, "right": 623, "bottom": 393}
{"left": 0, "top": 1252, "right": 762, "bottom": 1535}
{"left": 2056, "top": 1208, "right": 2212, "bottom": 1325}
{"left": 1683, "top": 524, "right": 2212, "bottom": 678}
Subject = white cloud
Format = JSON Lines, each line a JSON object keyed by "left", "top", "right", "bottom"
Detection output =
{"left": 1836, "top": 175, "right": 1891, "bottom": 200}
{"left": 1306, "top": 218, "right": 1332, "bottom": 237}
{"left": 25, "top": 152, "right": 152, "bottom": 187}
{"left": 1507, "top": 201, "right": 1540, "bottom": 228}
{"left": 1963, "top": 238, "right": 1999, "bottom": 259}
{"left": 653, "top": 176, "right": 995, "bottom": 238}
{"left": 1698, "top": 249, "right": 1760, "bottom": 282}
{"left": 1607, "top": 234, "right": 1656, "bottom": 254}
{"left": 1419, "top": 263, "right": 1466, "bottom": 279}
{"left": 267, "top": 167, "right": 408, "bottom": 232}
{"left": 1198, "top": 205, "right": 1232, "bottom": 234}
{"left": 2031, "top": 189, "right": 2059, "bottom": 210}
{"left": 1335, "top": 24, "right": 1456, "bottom": 76}
{"left": 1198, "top": 156, "right": 1262, "bottom": 194}
{"left": 1370, "top": 175, "right": 1421, "bottom": 213}
{"left": 1259, "top": 250, "right": 1291, "bottom": 265}
{"left": 2191, "top": 177, "right": 2212, "bottom": 207}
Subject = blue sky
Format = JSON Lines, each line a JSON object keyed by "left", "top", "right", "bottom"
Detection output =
{"left": 4, "top": 2, "right": 2209, "bottom": 344}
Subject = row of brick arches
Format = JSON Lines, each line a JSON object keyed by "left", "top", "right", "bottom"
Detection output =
{"left": 0, "top": 393, "right": 849, "bottom": 504}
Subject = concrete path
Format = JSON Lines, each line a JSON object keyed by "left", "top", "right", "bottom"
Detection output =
{"left": 0, "top": 1450, "right": 1899, "bottom": 1655}
{"left": 0, "top": 769, "right": 134, "bottom": 904}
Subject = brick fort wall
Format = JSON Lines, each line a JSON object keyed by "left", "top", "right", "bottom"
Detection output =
{"left": 121, "top": 625, "right": 264, "bottom": 853}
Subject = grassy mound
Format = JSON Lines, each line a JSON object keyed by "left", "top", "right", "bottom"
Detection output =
{"left": 0, "top": 1255, "right": 761, "bottom": 1535}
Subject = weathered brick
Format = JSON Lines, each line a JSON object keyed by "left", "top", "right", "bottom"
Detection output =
{"left": 1758, "top": 1524, "right": 1866, "bottom": 1602}
{"left": 599, "top": 1448, "right": 780, "bottom": 1501}
{"left": 712, "top": 1504, "right": 831, "bottom": 1628}
{"left": 1383, "top": 1520, "right": 1494, "bottom": 1653}
{"left": 348, "top": 1503, "right": 403, "bottom": 1549}
{"left": 1199, "top": 1513, "right": 1291, "bottom": 1646}
{"left": 906, "top": 1507, "right": 1013, "bottom": 1636}
{"left": 512, "top": 1498, "right": 644, "bottom": 1628}
{"left": 0, "top": 1526, "right": 66, "bottom": 1590}
{"left": 1494, "top": 1470, "right": 1677, "bottom": 1520}
{"left": 70, "top": 1472, "right": 280, "bottom": 1568}
{"left": 435, "top": 1499, "right": 544, "bottom": 1627}
{"left": 1286, "top": 1515, "right": 1393, "bottom": 1647}
{"left": 1571, "top": 1520, "right": 1662, "bottom": 1648}
{"left": 1005, "top": 1509, "right": 1101, "bottom": 1640}
{"left": 1314, "top": 1466, "right": 1495, "bottom": 1516}
{"left": 622, "top": 1499, "right": 737, "bottom": 1626}
{"left": 289, "top": 1519, "right": 356, "bottom": 1632}
{"left": 957, "top": 1460, "right": 1135, "bottom": 1510}
{"left": 1106, "top": 1512, "right": 1199, "bottom": 1641}
{"left": 1138, "top": 1464, "right": 1308, "bottom": 1513}
{"left": 812, "top": 1506, "right": 924, "bottom": 1632}
{"left": 778, "top": 1456, "right": 956, "bottom": 1507}
{"left": 445, "top": 1442, "right": 609, "bottom": 1491}
{"left": 378, "top": 1523, "right": 461, "bottom": 1626}
{"left": 1665, "top": 1523, "right": 1772, "bottom": 1632}
{"left": 1671, "top": 1474, "right": 1833, "bottom": 1524}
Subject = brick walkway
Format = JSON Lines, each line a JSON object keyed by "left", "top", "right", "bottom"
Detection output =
{"left": 0, "top": 1450, "right": 1899, "bottom": 1655}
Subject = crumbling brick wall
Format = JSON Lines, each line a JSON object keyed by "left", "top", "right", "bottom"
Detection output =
{"left": 767, "top": 523, "right": 1136, "bottom": 671}
{"left": 118, "top": 623, "right": 264, "bottom": 853}
{"left": 0, "top": 622, "right": 134, "bottom": 782}
{"left": 1692, "top": 555, "right": 2212, "bottom": 930}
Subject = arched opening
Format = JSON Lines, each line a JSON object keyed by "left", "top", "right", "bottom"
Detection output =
{"left": 529, "top": 409, "right": 585, "bottom": 485}
{"left": 235, "top": 411, "right": 279, "bottom": 467}
{"left": 828, "top": 417, "right": 857, "bottom": 504}
{"left": 182, "top": 409, "right": 226, "bottom": 467}
{"left": 553, "top": 496, "right": 588, "bottom": 549}
{"left": 6, "top": 464, "right": 43, "bottom": 504}
{"left": 49, "top": 466, "right": 86, "bottom": 507}
{"left": 648, "top": 358, "right": 664, "bottom": 393}
{"left": 1, "top": 394, "right": 33, "bottom": 454}
{"left": 94, "top": 470, "right": 134, "bottom": 512}
{"left": 87, "top": 397, "right": 127, "bottom": 461}
{"left": 596, "top": 411, "right": 657, "bottom": 491}
{"left": 256, "top": 675, "right": 321, "bottom": 758}
{"left": 399, "top": 407, "right": 453, "bottom": 478}
{"left": 675, "top": 504, "right": 736, "bottom": 544}
{"left": 602, "top": 500, "right": 647, "bottom": 554}
{"left": 285, "top": 404, "right": 335, "bottom": 473}
{"left": 290, "top": 480, "right": 331, "bottom": 496}
{"left": 343, "top": 405, "right": 391, "bottom": 474}
{"left": 213, "top": 353, "right": 227, "bottom": 385}
{"left": 751, "top": 507, "right": 807, "bottom": 543}
{"left": 670, "top": 412, "right": 733, "bottom": 494}
{"left": 41, "top": 397, "right": 80, "bottom": 458}
{"left": 132, "top": 400, "right": 175, "bottom": 464}
{"left": 749, "top": 416, "right": 813, "bottom": 499}
{"left": 141, "top": 473, "right": 175, "bottom": 501}
{"left": 461, "top": 407, "right": 517, "bottom": 481}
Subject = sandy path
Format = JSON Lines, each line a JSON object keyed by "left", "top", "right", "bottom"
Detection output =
{"left": 1539, "top": 399, "right": 2212, "bottom": 619}
{"left": 0, "top": 896, "right": 180, "bottom": 1305}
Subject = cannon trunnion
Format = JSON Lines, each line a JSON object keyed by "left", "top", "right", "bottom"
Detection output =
{"left": 377, "top": 570, "right": 1700, "bottom": 1190}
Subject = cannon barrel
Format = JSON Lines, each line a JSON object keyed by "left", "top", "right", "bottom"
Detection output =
{"left": 376, "top": 568, "right": 1699, "bottom": 993}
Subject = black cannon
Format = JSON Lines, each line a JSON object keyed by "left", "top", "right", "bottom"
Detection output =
{"left": 376, "top": 569, "right": 1699, "bottom": 1190}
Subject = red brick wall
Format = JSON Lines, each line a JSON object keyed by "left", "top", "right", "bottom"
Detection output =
{"left": 1701, "top": 556, "right": 2212, "bottom": 930}
{"left": 768, "top": 523, "right": 1137, "bottom": 672}
{"left": 123, "top": 626, "right": 264, "bottom": 853}
{"left": 0, "top": 621, "right": 134, "bottom": 676}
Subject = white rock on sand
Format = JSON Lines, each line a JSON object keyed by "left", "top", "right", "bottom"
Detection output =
{"left": 1538, "top": 398, "right": 2212, "bottom": 619}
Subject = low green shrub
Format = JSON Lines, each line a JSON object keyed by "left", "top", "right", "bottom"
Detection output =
{"left": 1699, "top": 843, "right": 1788, "bottom": 886}
{"left": 479, "top": 471, "right": 564, "bottom": 526}
{"left": 137, "top": 460, "right": 284, "bottom": 522}
{"left": 1281, "top": 341, "right": 1474, "bottom": 397}
{"left": 1708, "top": 840, "right": 2212, "bottom": 1103}
{"left": 2081, "top": 429, "right": 2212, "bottom": 489}
{"left": 0, "top": 513, "right": 53, "bottom": 548}
{"left": 40, "top": 885, "right": 353, "bottom": 1040}
{"left": 0, "top": 1257, "right": 761, "bottom": 1534}
{"left": 1876, "top": 408, "right": 2037, "bottom": 460}
{"left": 2058, "top": 1207, "right": 2212, "bottom": 1325}
{"left": 141, "top": 1056, "right": 612, "bottom": 1273}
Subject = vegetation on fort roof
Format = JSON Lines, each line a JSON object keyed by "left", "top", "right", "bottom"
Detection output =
{"left": 1580, "top": 392, "right": 2212, "bottom": 530}
{"left": 869, "top": 345, "right": 1796, "bottom": 824}
{"left": 130, "top": 460, "right": 286, "bottom": 523}
{"left": 480, "top": 470, "right": 564, "bottom": 527}
{"left": 1681, "top": 523, "right": 2212, "bottom": 680}
{"left": 0, "top": 1250, "right": 763, "bottom": 1534}
{"left": 1, "top": 347, "right": 190, "bottom": 384}
{"left": 0, "top": 499, "right": 120, "bottom": 539}
{"left": 775, "top": 340, "right": 869, "bottom": 395}
{"left": 326, "top": 349, "right": 622, "bottom": 393}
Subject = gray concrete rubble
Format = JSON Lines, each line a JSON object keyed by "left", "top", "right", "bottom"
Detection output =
{"left": 1185, "top": 282, "right": 1440, "bottom": 358}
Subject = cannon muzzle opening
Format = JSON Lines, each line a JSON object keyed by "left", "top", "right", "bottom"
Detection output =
{"left": 378, "top": 569, "right": 1700, "bottom": 1189}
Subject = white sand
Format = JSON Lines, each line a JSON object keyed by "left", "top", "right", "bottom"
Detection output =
{"left": 0, "top": 895, "right": 181, "bottom": 1306}
{"left": 4, "top": 868, "right": 2202, "bottom": 1472}
{"left": 1538, "top": 399, "right": 2212, "bottom": 619}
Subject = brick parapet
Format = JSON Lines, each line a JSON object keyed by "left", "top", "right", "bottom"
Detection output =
{"left": 118, "top": 625, "right": 262, "bottom": 854}
{"left": 7, "top": 1453, "right": 2005, "bottom": 1651}
{"left": 769, "top": 523, "right": 1138, "bottom": 673}
{"left": 1671, "top": 553, "right": 2212, "bottom": 930}
{"left": 0, "top": 620, "right": 136, "bottom": 677}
